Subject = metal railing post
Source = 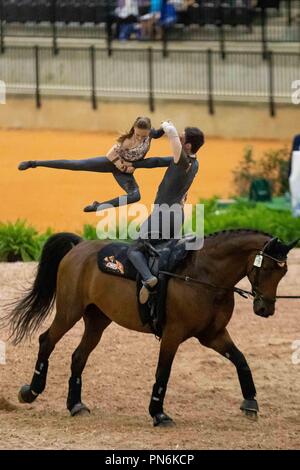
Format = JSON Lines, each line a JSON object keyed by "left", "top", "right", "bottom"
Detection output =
{"left": 90, "top": 45, "right": 97, "bottom": 110}
{"left": 105, "top": 0, "right": 113, "bottom": 57}
{"left": 0, "top": 0, "right": 5, "bottom": 54}
{"left": 219, "top": 6, "right": 226, "bottom": 60}
{"left": 52, "top": 0, "right": 58, "bottom": 55}
{"left": 162, "top": 26, "right": 168, "bottom": 58}
{"left": 34, "top": 45, "right": 41, "bottom": 108}
{"left": 287, "top": 0, "right": 292, "bottom": 27}
{"left": 268, "top": 50, "right": 275, "bottom": 117}
{"left": 207, "top": 49, "right": 214, "bottom": 115}
{"left": 261, "top": 7, "right": 268, "bottom": 60}
{"left": 148, "top": 47, "right": 155, "bottom": 112}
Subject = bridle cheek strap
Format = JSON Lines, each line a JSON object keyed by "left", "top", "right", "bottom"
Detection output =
{"left": 248, "top": 251, "right": 286, "bottom": 304}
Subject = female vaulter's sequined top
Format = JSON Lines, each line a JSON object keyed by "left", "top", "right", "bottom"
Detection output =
{"left": 115, "top": 136, "right": 151, "bottom": 162}
{"left": 114, "top": 127, "right": 165, "bottom": 162}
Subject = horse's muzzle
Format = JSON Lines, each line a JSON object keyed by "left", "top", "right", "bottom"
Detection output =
{"left": 253, "top": 297, "right": 275, "bottom": 318}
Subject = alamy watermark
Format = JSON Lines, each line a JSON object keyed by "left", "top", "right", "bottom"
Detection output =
{"left": 291, "top": 340, "right": 300, "bottom": 365}
{"left": 95, "top": 201, "right": 205, "bottom": 251}
{"left": 291, "top": 80, "right": 300, "bottom": 105}
{"left": 0, "top": 80, "right": 6, "bottom": 104}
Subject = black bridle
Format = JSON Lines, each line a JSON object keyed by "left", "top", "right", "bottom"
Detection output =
{"left": 247, "top": 251, "right": 287, "bottom": 304}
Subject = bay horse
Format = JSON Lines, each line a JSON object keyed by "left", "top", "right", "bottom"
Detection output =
{"left": 4, "top": 229, "right": 296, "bottom": 426}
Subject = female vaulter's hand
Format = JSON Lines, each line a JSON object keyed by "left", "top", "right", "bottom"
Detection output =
{"left": 119, "top": 160, "right": 135, "bottom": 174}
{"left": 124, "top": 166, "right": 135, "bottom": 174}
{"left": 114, "top": 159, "right": 126, "bottom": 172}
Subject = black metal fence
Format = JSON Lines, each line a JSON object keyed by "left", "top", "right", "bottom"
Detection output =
{"left": 0, "top": 1, "right": 300, "bottom": 58}
{"left": 1, "top": 44, "right": 299, "bottom": 116}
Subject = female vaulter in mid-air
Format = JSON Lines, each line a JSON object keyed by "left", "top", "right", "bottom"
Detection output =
{"left": 18, "top": 116, "right": 172, "bottom": 212}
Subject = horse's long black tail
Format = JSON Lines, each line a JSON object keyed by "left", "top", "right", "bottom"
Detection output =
{"left": 3, "top": 232, "right": 82, "bottom": 345}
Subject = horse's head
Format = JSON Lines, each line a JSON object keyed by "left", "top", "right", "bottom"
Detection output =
{"left": 247, "top": 237, "right": 298, "bottom": 318}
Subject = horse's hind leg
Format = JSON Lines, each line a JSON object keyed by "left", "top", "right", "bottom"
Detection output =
{"left": 67, "top": 305, "right": 111, "bottom": 417}
{"left": 18, "top": 306, "right": 83, "bottom": 405}
{"left": 197, "top": 328, "right": 259, "bottom": 419}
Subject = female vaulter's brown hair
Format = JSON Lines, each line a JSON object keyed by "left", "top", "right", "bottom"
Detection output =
{"left": 117, "top": 116, "right": 152, "bottom": 144}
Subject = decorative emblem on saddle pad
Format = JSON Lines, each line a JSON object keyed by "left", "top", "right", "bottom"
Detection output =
{"left": 103, "top": 256, "right": 125, "bottom": 275}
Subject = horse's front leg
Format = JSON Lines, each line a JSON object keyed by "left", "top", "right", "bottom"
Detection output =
{"left": 149, "top": 329, "right": 183, "bottom": 427}
{"left": 197, "top": 328, "right": 259, "bottom": 420}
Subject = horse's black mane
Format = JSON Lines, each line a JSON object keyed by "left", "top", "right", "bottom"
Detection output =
{"left": 204, "top": 228, "right": 273, "bottom": 240}
{"left": 203, "top": 228, "right": 289, "bottom": 259}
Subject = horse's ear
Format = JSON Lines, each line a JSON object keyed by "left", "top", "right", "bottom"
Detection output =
{"left": 263, "top": 237, "right": 279, "bottom": 253}
{"left": 286, "top": 238, "right": 300, "bottom": 253}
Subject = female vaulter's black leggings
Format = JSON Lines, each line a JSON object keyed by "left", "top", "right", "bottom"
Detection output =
{"left": 32, "top": 156, "right": 172, "bottom": 208}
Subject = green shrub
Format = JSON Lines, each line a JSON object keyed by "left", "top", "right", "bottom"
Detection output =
{"left": 232, "top": 146, "right": 256, "bottom": 197}
{"left": 1, "top": 204, "right": 299, "bottom": 264}
{"left": 200, "top": 199, "right": 300, "bottom": 242}
{"left": 233, "top": 146, "right": 290, "bottom": 197}
{"left": 82, "top": 224, "right": 98, "bottom": 240}
{"left": 0, "top": 220, "right": 52, "bottom": 262}
{"left": 259, "top": 147, "right": 290, "bottom": 196}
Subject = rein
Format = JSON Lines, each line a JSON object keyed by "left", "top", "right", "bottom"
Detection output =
{"left": 159, "top": 270, "right": 254, "bottom": 299}
{"left": 159, "top": 249, "right": 300, "bottom": 300}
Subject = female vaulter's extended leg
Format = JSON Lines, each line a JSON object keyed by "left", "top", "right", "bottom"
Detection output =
{"left": 18, "top": 156, "right": 141, "bottom": 212}
{"left": 197, "top": 328, "right": 259, "bottom": 419}
{"left": 83, "top": 157, "right": 172, "bottom": 212}
{"left": 84, "top": 167, "right": 141, "bottom": 212}
{"left": 18, "top": 156, "right": 114, "bottom": 173}
{"left": 18, "top": 156, "right": 171, "bottom": 212}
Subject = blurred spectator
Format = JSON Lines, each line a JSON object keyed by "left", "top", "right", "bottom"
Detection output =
{"left": 288, "top": 134, "right": 300, "bottom": 217}
{"left": 112, "top": 0, "right": 257, "bottom": 40}
{"left": 160, "top": 1, "right": 179, "bottom": 28}
{"left": 168, "top": 1, "right": 195, "bottom": 27}
{"left": 140, "top": 0, "right": 163, "bottom": 39}
{"left": 115, "top": 0, "right": 140, "bottom": 40}
{"left": 138, "top": 0, "right": 151, "bottom": 16}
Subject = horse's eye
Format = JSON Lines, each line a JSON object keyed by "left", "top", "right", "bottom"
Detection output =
{"left": 277, "top": 262, "right": 286, "bottom": 268}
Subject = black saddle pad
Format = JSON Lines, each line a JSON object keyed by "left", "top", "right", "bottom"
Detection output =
{"left": 98, "top": 237, "right": 195, "bottom": 279}
{"left": 97, "top": 237, "right": 195, "bottom": 337}
{"left": 97, "top": 242, "right": 136, "bottom": 280}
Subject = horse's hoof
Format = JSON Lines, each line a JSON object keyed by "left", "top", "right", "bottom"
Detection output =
{"left": 240, "top": 399, "right": 259, "bottom": 420}
{"left": 242, "top": 409, "right": 258, "bottom": 420}
{"left": 153, "top": 412, "right": 175, "bottom": 427}
{"left": 70, "top": 402, "right": 90, "bottom": 417}
{"left": 18, "top": 384, "right": 38, "bottom": 404}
